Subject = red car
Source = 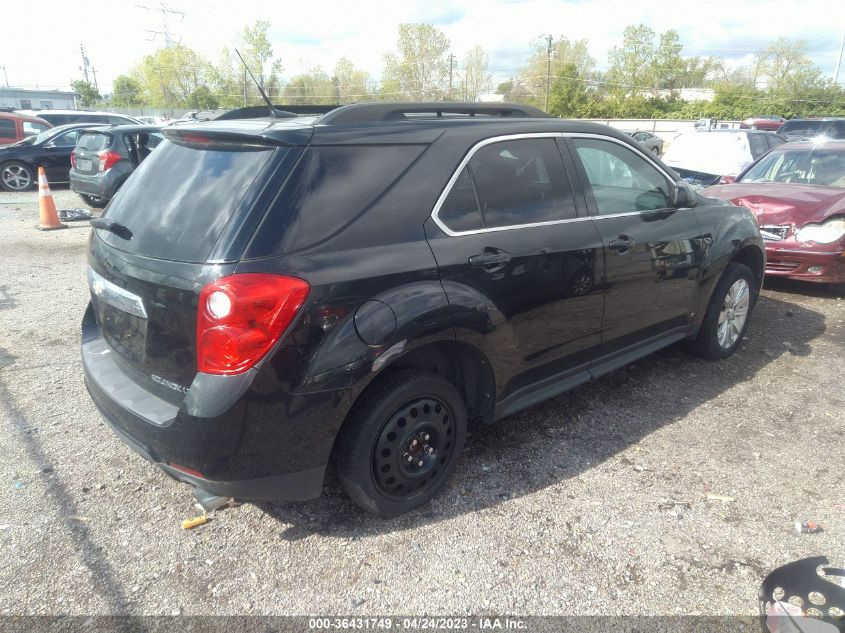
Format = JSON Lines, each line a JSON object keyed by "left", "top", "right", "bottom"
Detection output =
{"left": 702, "top": 140, "right": 845, "bottom": 293}
{"left": 0, "top": 112, "right": 52, "bottom": 146}
{"left": 740, "top": 115, "right": 786, "bottom": 131}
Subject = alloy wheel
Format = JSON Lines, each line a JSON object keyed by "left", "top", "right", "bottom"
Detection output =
{"left": 1, "top": 164, "right": 32, "bottom": 191}
{"left": 717, "top": 278, "right": 750, "bottom": 348}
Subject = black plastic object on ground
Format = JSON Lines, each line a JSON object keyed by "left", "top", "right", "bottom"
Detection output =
{"left": 57, "top": 208, "right": 94, "bottom": 221}
{"left": 759, "top": 556, "right": 845, "bottom": 633}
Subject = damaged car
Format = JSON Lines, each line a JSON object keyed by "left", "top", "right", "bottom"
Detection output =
{"left": 702, "top": 140, "right": 845, "bottom": 293}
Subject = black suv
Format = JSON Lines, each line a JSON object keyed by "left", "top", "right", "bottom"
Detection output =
{"left": 82, "top": 103, "right": 765, "bottom": 516}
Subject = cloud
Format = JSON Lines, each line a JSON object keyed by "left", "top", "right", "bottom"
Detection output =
{"left": 1, "top": 0, "right": 841, "bottom": 94}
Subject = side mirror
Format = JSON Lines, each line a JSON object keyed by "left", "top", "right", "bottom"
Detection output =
{"left": 673, "top": 181, "right": 696, "bottom": 208}
{"left": 719, "top": 175, "right": 736, "bottom": 185}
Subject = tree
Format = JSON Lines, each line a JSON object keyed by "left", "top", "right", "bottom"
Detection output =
{"left": 71, "top": 80, "right": 101, "bottom": 107}
{"left": 459, "top": 46, "right": 492, "bottom": 101}
{"left": 516, "top": 37, "right": 595, "bottom": 108}
{"left": 548, "top": 63, "right": 588, "bottom": 117}
{"left": 383, "top": 24, "right": 451, "bottom": 100}
{"left": 333, "top": 57, "right": 371, "bottom": 104}
{"left": 755, "top": 38, "right": 824, "bottom": 95}
{"left": 131, "top": 45, "right": 215, "bottom": 108}
{"left": 283, "top": 66, "right": 336, "bottom": 104}
{"left": 111, "top": 75, "right": 143, "bottom": 107}
{"left": 606, "top": 24, "right": 657, "bottom": 96}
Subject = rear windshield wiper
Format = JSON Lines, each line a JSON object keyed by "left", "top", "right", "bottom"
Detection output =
{"left": 90, "top": 218, "right": 133, "bottom": 240}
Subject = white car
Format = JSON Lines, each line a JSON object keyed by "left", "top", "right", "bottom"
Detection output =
{"left": 15, "top": 109, "right": 141, "bottom": 127}
{"left": 662, "top": 130, "right": 786, "bottom": 188}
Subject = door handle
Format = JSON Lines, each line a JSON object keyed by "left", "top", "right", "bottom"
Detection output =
{"left": 608, "top": 235, "right": 635, "bottom": 253}
{"left": 468, "top": 248, "right": 511, "bottom": 270}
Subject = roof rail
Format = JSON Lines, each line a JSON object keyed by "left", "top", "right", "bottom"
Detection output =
{"left": 319, "top": 102, "right": 548, "bottom": 125}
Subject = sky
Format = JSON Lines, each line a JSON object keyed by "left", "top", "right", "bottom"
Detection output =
{"left": 1, "top": 0, "right": 844, "bottom": 95}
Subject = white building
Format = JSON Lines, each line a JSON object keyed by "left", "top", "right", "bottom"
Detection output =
{"left": 0, "top": 88, "right": 78, "bottom": 111}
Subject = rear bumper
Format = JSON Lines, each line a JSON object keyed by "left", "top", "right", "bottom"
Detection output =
{"left": 81, "top": 303, "right": 343, "bottom": 502}
{"left": 69, "top": 168, "right": 121, "bottom": 199}
{"left": 765, "top": 245, "right": 845, "bottom": 284}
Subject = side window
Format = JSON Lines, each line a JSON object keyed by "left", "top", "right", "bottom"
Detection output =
{"left": 768, "top": 135, "right": 786, "bottom": 150}
{"left": 467, "top": 138, "right": 576, "bottom": 229}
{"left": 53, "top": 130, "right": 79, "bottom": 147}
{"left": 109, "top": 116, "right": 130, "bottom": 125}
{"left": 0, "top": 119, "right": 15, "bottom": 139}
{"left": 572, "top": 138, "right": 671, "bottom": 215}
{"left": 748, "top": 134, "right": 769, "bottom": 159}
{"left": 438, "top": 169, "right": 483, "bottom": 232}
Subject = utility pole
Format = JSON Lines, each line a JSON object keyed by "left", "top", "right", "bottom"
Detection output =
{"left": 835, "top": 32, "right": 845, "bottom": 85}
{"left": 91, "top": 67, "right": 99, "bottom": 93}
{"left": 79, "top": 44, "right": 91, "bottom": 83}
{"left": 448, "top": 53, "right": 456, "bottom": 100}
{"left": 0, "top": 66, "right": 8, "bottom": 88}
{"left": 542, "top": 35, "right": 554, "bottom": 113}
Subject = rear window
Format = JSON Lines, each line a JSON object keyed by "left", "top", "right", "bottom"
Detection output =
{"left": 77, "top": 132, "right": 111, "bottom": 151}
{"left": 98, "top": 139, "right": 276, "bottom": 262}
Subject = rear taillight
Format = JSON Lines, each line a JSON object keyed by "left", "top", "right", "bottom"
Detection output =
{"left": 70, "top": 149, "right": 77, "bottom": 169}
{"left": 98, "top": 149, "right": 121, "bottom": 172}
{"left": 196, "top": 274, "right": 310, "bottom": 375}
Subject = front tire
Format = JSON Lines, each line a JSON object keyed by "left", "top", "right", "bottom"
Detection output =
{"left": 333, "top": 370, "right": 467, "bottom": 516}
{"left": 0, "top": 161, "right": 35, "bottom": 192}
{"left": 687, "top": 263, "right": 756, "bottom": 359}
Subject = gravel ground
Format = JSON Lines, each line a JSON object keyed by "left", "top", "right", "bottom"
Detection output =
{"left": 0, "top": 186, "right": 843, "bottom": 618}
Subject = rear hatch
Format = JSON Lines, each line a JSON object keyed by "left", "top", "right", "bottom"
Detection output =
{"left": 74, "top": 129, "right": 112, "bottom": 175}
{"left": 87, "top": 126, "right": 308, "bottom": 393}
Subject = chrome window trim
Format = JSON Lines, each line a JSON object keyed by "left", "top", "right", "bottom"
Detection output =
{"left": 430, "top": 131, "right": 678, "bottom": 237}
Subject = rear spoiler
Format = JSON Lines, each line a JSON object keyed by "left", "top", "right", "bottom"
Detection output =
{"left": 215, "top": 105, "right": 340, "bottom": 120}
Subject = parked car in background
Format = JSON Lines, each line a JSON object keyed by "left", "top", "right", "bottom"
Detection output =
{"left": 662, "top": 130, "right": 786, "bottom": 188}
{"left": 0, "top": 123, "right": 94, "bottom": 191}
{"left": 624, "top": 130, "right": 664, "bottom": 155}
{"left": 740, "top": 115, "right": 785, "bottom": 131}
{"left": 0, "top": 112, "right": 52, "bottom": 146}
{"left": 15, "top": 109, "right": 141, "bottom": 127}
{"left": 70, "top": 125, "right": 164, "bottom": 207}
{"left": 777, "top": 118, "right": 845, "bottom": 142}
{"left": 81, "top": 102, "right": 764, "bottom": 516}
{"left": 702, "top": 140, "right": 845, "bottom": 293}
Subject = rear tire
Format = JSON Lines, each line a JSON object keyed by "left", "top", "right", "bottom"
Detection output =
{"left": 333, "top": 370, "right": 467, "bottom": 517}
{"left": 80, "top": 194, "right": 107, "bottom": 209}
{"left": 687, "top": 263, "right": 756, "bottom": 360}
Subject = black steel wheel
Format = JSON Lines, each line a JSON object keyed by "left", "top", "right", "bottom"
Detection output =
{"left": 80, "top": 194, "right": 108, "bottom": 209}
{"left": 372, "top": 395, "right": 456, "bottom": 499}
{"left": 334, "top": 370, "right": 467, "bottom": 516}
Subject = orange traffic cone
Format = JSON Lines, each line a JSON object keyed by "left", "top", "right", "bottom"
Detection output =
{"left": 35, "top": 166, "right": 67, "bottom": 231}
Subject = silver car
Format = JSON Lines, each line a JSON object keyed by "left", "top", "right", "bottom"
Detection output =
{"left": 625, "top": 130, "right": 664, "bottom": 156}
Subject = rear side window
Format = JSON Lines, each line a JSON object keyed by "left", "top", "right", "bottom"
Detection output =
{"left": 438, "top": 169, "right": 483, "bottom": 232}
{"left": 99, "top": 140, "right": 276, "bottom": 262}
{"left": 0, "top": 119, "right": 15, "bottom": 139}
{"left": 437, "top": 138, "right": 577, "bottom": 232}
{"left": 77, "top": 132, "right": 111, "bottom": 151}
{"left": 245, "top": 145, "right": 425, "bottom": 257}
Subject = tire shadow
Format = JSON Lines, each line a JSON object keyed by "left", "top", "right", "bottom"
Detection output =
{"left": 260, "top": 293, "right": 826, "bottom": 538}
